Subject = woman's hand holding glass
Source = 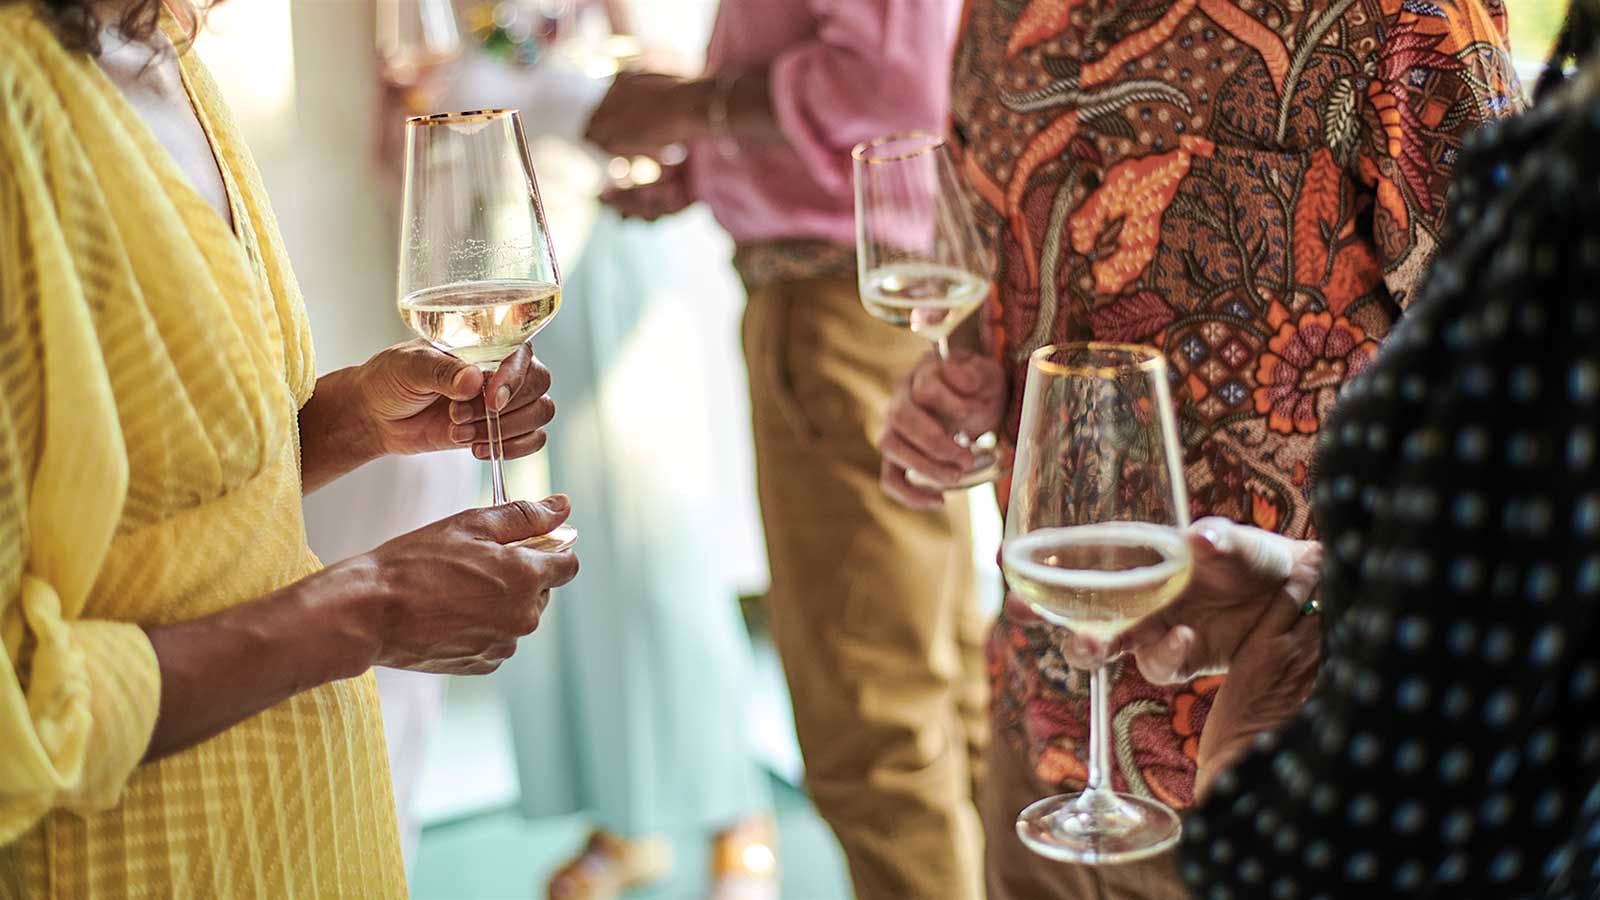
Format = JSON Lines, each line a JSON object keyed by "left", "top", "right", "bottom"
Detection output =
{"left": 327, "top": 496, "right": 580, "bottom": 675}
{"left": 879, "top": 348, "right": 1007, "bottom": 509}
{"left": 350, "top": 340, "right": 555, "bottom": 461}
{"left": 143, "top": 496, "right": 578, "bottom": 760}
{"left": 1118, "top": 518, "right": 1324, "bottom": 797}
{"left": 1117, "top": 518, "right": 1321, "bottom": 683}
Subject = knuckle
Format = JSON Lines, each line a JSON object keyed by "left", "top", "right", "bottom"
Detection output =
{"left": 517, "top": 605, "right": 541, "bottom": 635}
{"left": 528, "top": 360, "right": 553, "bottom": 391}
{"left": 554, "top": 551, "right": 580, "bottom": 583}
{"left": 507, "top": 499, "right": 541, "bottom": 529}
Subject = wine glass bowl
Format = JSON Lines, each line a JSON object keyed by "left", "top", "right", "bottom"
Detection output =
{"left": 397, "top": 109, "right": 575, "bottom": 552}
{"left": 1001, "top": 342, "right": 1192, "bottom": 864}
{"left": 852, "top": 130, "right": 1000, "bottom": 489}
{"left": 376, "top": 0, "right": 462, "bottom": 89}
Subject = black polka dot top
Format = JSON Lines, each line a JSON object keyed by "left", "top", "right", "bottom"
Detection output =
{"left": 1180, "top": 63, "right": 1600, "bottom": 900}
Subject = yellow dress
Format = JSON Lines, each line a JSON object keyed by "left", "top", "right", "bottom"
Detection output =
{"left": 0, "top": 8, "right": 406, "bottom": 897}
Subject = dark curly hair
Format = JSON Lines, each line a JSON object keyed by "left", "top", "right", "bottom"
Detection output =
{"left": 34, "top": 0, "right": 210, "bottom": 56}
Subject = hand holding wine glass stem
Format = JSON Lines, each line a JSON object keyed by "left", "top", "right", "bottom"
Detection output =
{"left": 1001, "top": 344, "right": 1191, "bottom": 864}
{"left": 935, "top": 335, "right": 980, "bottom": 454}
{"left": 397, "top": 110, "right": 573, "bottom": 549}
{"left": 142, "top": 498, "right": 578, "bottom": 762}
{"left": 477, "top": 352, "right": 577, "bottom": 553}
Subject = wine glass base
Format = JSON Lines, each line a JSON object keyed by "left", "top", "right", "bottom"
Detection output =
{"left": 908, "top": 453, "right": 1002, "bottom": 491}
{"left": 514, "top": 523, "right": 578, "bottom": 553}
{"left": 1016, "top": 791, "right": 1181, "bottom": 865}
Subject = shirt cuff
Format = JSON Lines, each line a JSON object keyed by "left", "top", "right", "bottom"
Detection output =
{"left": 58, "top": 619, "right": 161, "bottom": 812}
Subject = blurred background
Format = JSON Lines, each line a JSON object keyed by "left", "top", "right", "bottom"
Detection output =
{"left": 187, "top": 1, "right": 1567, "bottom": 898}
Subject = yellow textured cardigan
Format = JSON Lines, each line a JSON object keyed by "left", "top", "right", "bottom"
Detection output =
{"left": 0, "top": 7, "right": 404, "bottom": 896}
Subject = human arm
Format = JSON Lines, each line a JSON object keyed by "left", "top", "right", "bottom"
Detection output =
{"left": 298, "top": 341, "right": 555, "bottom": 494}
{"left": 584, "top": 0, "right": 962, "bottom": 181}
{"left": 583, "top": 69, "right": 778, "bottom": 157}
{"left": 143, "top": 498, "right": 577, "bottom": 761}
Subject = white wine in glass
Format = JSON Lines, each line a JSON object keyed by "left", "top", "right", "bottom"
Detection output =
{"left": 1002, "top": 342, "right": 1192, "bottom": 865}
{"left": 859, "top": 261, "right": 988, "bottom": 342}
{"left": 398, "top": 109, "right": 575, "bottom": 552}
{"left": 852, "top": 131, "right": 999, "bottom": 489}
{"left": 398, "top": 279, "right": 563, "bottom": 369}
{"left": 1002, "top": 522, "right": 1192, "bottom": 644}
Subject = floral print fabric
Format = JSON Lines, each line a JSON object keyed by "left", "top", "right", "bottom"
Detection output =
{"left": 951, "top": 0, "right": 1520, "bottom": 807}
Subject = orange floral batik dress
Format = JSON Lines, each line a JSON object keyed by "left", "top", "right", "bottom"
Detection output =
{"left": 952, "top": 0, "right": 1521, "bottom": 808}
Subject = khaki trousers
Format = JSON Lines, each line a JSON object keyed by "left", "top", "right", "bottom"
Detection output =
{"left": 980, "top": 735, "right": 1188, "bottom": 900}
{"left": 742, "top": 273, "right": 989, "bottom": 900}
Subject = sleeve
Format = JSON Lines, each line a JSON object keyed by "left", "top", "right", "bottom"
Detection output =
{"left": 1350, "top": 0, "right": 1521, "bottom": 307}
{"left": 1181, "top": 89, "right": 1600, "bottom": 894}
{"left": 767, "top": 0, "right": 964, "bottom": 196}
{"left": 0, "top": 44, "right": 162, "bottom": 845}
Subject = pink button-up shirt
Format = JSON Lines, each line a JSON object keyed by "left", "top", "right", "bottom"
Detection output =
{"left": 689, "top": 0, "right": 962, "bottom": 248}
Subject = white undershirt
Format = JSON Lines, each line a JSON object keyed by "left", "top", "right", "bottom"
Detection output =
{"left": 94, "top": 26, "right": 234, "bottom": 230}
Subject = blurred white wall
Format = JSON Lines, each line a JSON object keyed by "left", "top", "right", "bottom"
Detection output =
{"left": 203, "top": 1, "right": 411, "bottom": 371}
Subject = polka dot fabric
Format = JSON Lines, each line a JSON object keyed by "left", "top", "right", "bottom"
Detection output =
{"left": 1181, "top": 64, "right": 1600, "bottom": 899}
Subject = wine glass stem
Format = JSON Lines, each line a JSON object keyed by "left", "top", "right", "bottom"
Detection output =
{"left": 936, "top": 336, "right": 977, "bottom": 452}
{"left": 485, "top": 386, "right": 508, "bottom": 505}
{"left": 1084, "top": 663, "right": 1113, "bottom": 799}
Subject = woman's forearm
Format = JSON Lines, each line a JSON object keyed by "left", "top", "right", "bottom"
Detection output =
{"left": 298, "top": 367, "right": 384, "bottom": 494}
{"left": 141, "top": 560, "right": 380, "bottom": 761}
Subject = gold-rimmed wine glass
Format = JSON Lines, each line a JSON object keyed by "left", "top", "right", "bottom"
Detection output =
{"left": 397, "top": 108, "right": 576, "bottom": 551}
{"left": 852, "top": 130, "right": 1000, "bottom": 489}
{"left": 1001, "top": 342, "right": 1192, "bottom": 863}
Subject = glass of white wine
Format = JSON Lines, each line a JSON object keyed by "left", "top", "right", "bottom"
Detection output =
{"left": 852, "top": 131, "right": 1000, "bottom": 489}
{"left": 398, "top": 108, "right": 575, "bottom": 551}
{"left": 1001, "top": 342, "right": 1192, "bottom": 864}
{"left": 376, "top": 0, "right": 462, "bottom": 109}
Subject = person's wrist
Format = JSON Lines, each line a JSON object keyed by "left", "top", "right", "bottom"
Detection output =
{"left": 287, "top": 556, "right": 388, "bottom": 682}
{"left": 335, "top": 362, "right": 396, "bottom": 460}
{"left": 679, "top": 78, "right": 718, "bottom": 142}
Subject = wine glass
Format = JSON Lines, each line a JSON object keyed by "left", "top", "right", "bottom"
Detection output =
{"left": 1001, "top": 343, "right": 1193, "bottom": 864}
{"left": 398, "top": 109, "right": 576, "bottom": 552}
{"left": 852, "top": 131, "right": 1000, "bottom": 489}
{"left": 377, "top": 0, "right": 463, "bottom": 91}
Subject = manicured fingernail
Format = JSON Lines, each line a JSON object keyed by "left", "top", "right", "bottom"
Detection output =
{"left": 450, "top": 402, "right": 471, "bottom": 424}
{"left": 545, "top": 493, "right": 570, "bottom": 512}
{"left": 450, "top": 425, "right": 473, "bottom": 443}
{"left": 452, "top": 369, "right": 474, "bottom": 393}
{"left": 495, "top": 386, "right": 511, "bottom": 411}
